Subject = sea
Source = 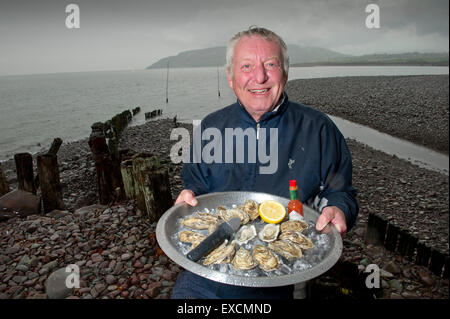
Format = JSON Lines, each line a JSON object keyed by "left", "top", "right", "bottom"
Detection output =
{"left": 0, "top": 66, "right": 448, "bottom": 168}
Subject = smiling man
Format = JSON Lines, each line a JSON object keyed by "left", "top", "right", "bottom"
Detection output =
{"left": 226, "top": 32, "right": 287, "bottom": 122}
{"left": 172, "top": 26, "right": 358, "bottom": 299}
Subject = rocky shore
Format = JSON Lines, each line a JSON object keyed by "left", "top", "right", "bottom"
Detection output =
{"left": 0, "top": 75, "right": 448, "bottom": 299}
{"left": 285, "top": 74, "right": 449, "bottom": 154}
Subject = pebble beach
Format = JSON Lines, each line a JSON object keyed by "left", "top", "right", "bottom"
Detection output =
{"left": 0, "top": 74, "right": 448, "bottom": 299}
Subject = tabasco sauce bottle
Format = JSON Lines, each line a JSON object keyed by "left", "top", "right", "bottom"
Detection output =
{"left": 288, "top": 180, "right": 304, "bottom": 221}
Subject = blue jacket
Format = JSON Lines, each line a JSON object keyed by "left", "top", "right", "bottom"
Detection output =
{"left": 181, "top": 94, "right": 359, "bottom": 230}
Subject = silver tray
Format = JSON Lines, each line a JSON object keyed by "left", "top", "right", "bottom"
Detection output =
{"left": 156, "top": 191, "right": 342, "bottom": 287}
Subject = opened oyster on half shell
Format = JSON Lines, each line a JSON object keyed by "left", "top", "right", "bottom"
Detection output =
{"left": 235, "top": 224, "right": 257, "bottom": 245}
{"left": 258, "top": 223, "right": 280, "bottom": 243}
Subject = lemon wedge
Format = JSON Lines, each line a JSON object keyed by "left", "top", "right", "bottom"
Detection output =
{"left": 259, "top": 200, "right": 286, "bottom": 224}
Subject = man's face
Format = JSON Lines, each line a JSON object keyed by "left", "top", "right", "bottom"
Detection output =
{"left": 227, "top": 36, "right": 287, "bottom": 122}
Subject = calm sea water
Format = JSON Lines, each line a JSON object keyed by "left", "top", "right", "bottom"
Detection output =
{"left": 0, "top": 66, "right": 448, "bottom": 162}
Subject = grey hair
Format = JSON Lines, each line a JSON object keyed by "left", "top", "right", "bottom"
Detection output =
{"left": 226, "top": 26, "right": 289, "bottom": 78}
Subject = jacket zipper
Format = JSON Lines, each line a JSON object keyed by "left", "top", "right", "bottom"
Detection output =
{"left": 256, "top": 123, "right": 260, "bottom": 140}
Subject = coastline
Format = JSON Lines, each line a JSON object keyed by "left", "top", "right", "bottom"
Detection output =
{"left": 0, "top": 74, "right": 448, "bottom": 299}
{"left": 285, "top": 74, "right": 449, "bottom": 155}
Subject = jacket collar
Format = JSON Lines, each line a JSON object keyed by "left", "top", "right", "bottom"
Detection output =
{"left": 236, "top": 92, "right": 289, "bottom": 124}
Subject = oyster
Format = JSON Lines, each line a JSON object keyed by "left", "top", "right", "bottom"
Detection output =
{"left": 235, "top": 225, "right": 257, "bottom": 245}
{"left": 196, "top": 212, "right": 219, "bottom": 223}
{"left": 279, "top": 230, "right": 314, "bottom": 249}
{"left": 218, "top": 208, "right": 250, "bottom": 225}
{"left": 208, "top": 223, "right": 217, "bottom": 235}
{"left": 252, "top": 244, "right": 279, "bottom": 271}
{"left": 240, "top": 199, "right": 260, "bottom": 221}
{"left": 232, "top": 247, "right": 256, "bottom": 270}
{"left": 258, "top": 223, "right": 280, "bottom": 242}
{"left": 268, "top": 240, "right": 303, "bottom": 260}
{"left": 181, "top": 212, "right": 218, "bottom": 230}
{"left": 203, "top": 240, "right": 236, "bottom": 266}
{"left": 179, "top": 230, "right": 206, "bottom": 244}
{"left": 280, "top": 220, "right": 309, "bottom": 233}
{"left": 190, "top": 240, "right": 203, "bottom": 250}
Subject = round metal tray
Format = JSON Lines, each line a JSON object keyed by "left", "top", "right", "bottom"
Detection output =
{"left": 156, "top": 191, "right": 342, "bottom": 287}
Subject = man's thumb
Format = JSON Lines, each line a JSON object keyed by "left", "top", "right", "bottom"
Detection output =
{"left": 316, "top": 210, "right": 333, "bottom": 231}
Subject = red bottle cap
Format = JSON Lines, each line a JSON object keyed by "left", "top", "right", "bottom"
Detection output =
{"left": 289, "top": 180, "right": 297, "bottom": 187}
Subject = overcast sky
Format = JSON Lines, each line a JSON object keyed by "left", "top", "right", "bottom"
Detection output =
{"left": 0, "top": 0, "right": 448, "bottom": 76}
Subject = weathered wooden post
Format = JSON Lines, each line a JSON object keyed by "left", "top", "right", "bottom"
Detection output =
{"left": 384, "top": 222, "right": 399, "bottom": 251}
{"left": 88, "top": 122, "right": 118, "bottom": 205}
{"left": 47, "top": 138, "right": 63, "bottom": 155}
{"left": 130, "top": 153, "right": 172, "bottom": 222}
{"left": 142, "top": 161, "right": 173, "bottom": 222}
{"left": 37, "top": 153, "right": 65, "bottom": 213}
{"left": 14, "top": 152, "right": 36, "bottom": 194}
{"left": 415, "top": 241, "right": 431, "bottom": 267}
{"left": 364, "top": 212, "right": 387, "bottom": 246}
{"left": 120, "top": 159, "right": 137, "bottom": 199}
{"left": 0, "top": 163, "right": 10, "bottom": 196}
{"left": 443, "top": 256, "right": 449, "bottom": 279}
{"left": 429, "top": 249, "right": 446, "bottom": 277}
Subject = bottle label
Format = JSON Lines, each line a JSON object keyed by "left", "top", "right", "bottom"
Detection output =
{"left": 289, "top": 211, "right": 305, "bottom": 221}
{"left": 289, "top": 189, "right": 298, "bottom": 200}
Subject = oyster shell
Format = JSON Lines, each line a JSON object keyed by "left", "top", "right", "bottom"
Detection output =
{"left": 268, "top": 240, "right": 303, "bottom": 260}
{"left": 203, "top": 240, "right": 236, "bottom": 266}
{"left": 258, "top": 223, "right": 280, "bottom": 242}
{"left": 235, "top": 225, "right": 257, "bottom": 245}
{"left": 280, "top": 220, "right": 309, "bottom": 233}
{"left": 179, "top": 230, "right": 206, "bottom": 244}
{"left": 240, "top": 199, "right": 260, "bottom": 221}
{"left": 207, "top": 223, "right": 217, "bottom": 235}
{"left": 218, "top": 208, "right": 250, "bottom": 225}
{"left": 252, "top": 244, "right": 279, "bottom": 271}
{"left": 181, "top": 212, "right": 218, "bottom": 230}
{"left": 232, "top": 247, "right": 256, "bottom": 270}
{"left": 279, "top": 230, "right": 314, "bottom": 249}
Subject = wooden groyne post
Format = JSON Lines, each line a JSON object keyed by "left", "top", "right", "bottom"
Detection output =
{"left": 120, "top": 153, "right": 172, "bottom": 223}
{"left": 88, "top": 122, "right": 124, "bottom": 205}
{"left": 0, "top": 163, "right": 10, "bottom": 196}
{"left": 14, "top": 152, "right": 36, "bottom": 194}
{"left": 37, "top": 153, "right": 65, "bottom": 213}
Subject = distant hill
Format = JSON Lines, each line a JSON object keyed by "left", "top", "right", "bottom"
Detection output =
{"left": 146, "top": 44, "right": 350, "bottom": 69}
{"left": 291, "top": 52, "right": 449, "bottom": 67}
{"left": 147, "top": 46, "right": 449, "bottom": 69}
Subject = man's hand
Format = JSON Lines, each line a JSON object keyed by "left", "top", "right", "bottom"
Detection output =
{"left": 315, "top": 206, "right": 347, "bottom": 235}
{"left": 175, "top": 189, "right": 198, "bottom": 206}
